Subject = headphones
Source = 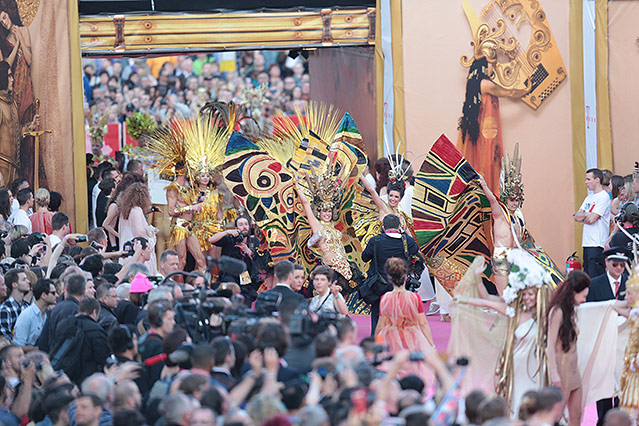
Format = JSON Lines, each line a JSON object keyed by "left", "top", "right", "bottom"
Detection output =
{"left": 120, "top": 325, "right": 134, "bottom": 350}
{"left": 152, "top": 302, "right": 164, "bottom": 328}
{"left": 618, "top": 202, "right": 639, "bottom": 224}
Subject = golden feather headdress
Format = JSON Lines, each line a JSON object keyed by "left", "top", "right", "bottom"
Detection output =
{"left": 145, "top": 124, "right": 187, "bottom": 177}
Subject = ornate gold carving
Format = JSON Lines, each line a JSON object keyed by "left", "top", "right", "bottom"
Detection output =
{"left": 16, "top": 0, "right": 39, "bottom": 27}
{"left": 461, "top": 0, "right": 567, "bottom": 110}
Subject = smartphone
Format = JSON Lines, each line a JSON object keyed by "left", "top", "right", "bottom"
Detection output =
{"left": 76, "top": 235, "right": 88, "bottom": 242}
{"left": 90, "top": 241, "right": 103, "bottom": 250}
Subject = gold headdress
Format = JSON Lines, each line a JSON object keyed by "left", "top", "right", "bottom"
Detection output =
{"left": 499, "top": 143, "right": 524, "bottom": 205}
{"left": 303, "top": 157, "right": 344, "bottom": 221}
{"left": 183, "top": 117, "right": 232, "bottom": 181}
{"left": 145, "top": 123, "right": 187, "bottom": 178}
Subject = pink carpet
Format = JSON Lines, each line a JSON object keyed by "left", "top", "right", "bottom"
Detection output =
{"left": 351, "top": 301, "right": 597, "bottom": 425}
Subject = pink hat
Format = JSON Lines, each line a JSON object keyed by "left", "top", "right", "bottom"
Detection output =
{"left": 129, "top": 273, "right": 153, "bottom": 293}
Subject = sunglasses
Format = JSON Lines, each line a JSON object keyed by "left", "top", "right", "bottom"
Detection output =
{"left": 610, "top": 261, "right": 626, "bottom": 268}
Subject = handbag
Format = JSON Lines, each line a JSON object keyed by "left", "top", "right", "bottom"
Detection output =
{"left": 402, "top": 234, "right": 424, "bottom": 291}
{"left": 359, "top": 238, "right": 392, "bottom": 305}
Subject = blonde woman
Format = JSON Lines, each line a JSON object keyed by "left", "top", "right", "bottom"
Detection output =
{"left": 29, "top": 188, "right": 53, "bottom": 234}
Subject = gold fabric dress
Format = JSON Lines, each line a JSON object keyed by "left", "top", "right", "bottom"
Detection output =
{"left": 192, "top": 187, "right": 224, "bottom": 251}
{"left": 315, "top": 221, "right": 352, "bottom": 280}
{"left": 620, "top": 309, "right": 639, "bottom": 410}
{"left": 166, "top": 181, "right": 194, "bottom": 246}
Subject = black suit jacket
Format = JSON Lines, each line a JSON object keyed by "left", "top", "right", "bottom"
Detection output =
{"left": 255, "top": 284, "right": 304, "bottom": 323}
{"left": 586, "top": 272, "right": 627, "bottom": 302}
{"left": 37, "top": 296, "right": 81, "bottom": 352}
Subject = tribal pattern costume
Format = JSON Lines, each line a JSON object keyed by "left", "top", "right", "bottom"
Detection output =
{"left": 222, "top": 102, "right": 377, "bottom": 313}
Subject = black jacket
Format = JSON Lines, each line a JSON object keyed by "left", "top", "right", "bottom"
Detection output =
{"left": 37, "top": 296, "right": 81, "bottom": 352}
{"left": 586, "top": 272, "right": 627, "bottom": 302}
{"left": 115, "top": 299, "right": 139, "bottom": 326}
{"left": 362, "top": 233, "right": 420, "bottom": 280}
{"left": 53, "top": 314, "right": 110, "bottom": 383}
{"left": 255, "top": 284, "right": 304, "bottom": 323}
{"left": 98, "top": 302, "right": 119, "bottom": 333}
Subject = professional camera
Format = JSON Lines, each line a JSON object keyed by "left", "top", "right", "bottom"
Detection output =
{"left": 289, "top": 303, "right": 340, "bottom": 338}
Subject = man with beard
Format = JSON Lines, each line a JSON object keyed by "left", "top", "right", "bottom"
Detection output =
{"left": 0, "top": 269, "right": 30, "bottom": 340}
{"left": 209, "top": 216, "right": 260, "bottom": 302}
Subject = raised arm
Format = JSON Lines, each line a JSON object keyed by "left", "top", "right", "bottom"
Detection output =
{"left": 102, "top": 203, "right": 120, "bottom": 239}
{"left": 359, "top": 174, "right": 390, "bottom": 217}
{"left": 295, "top": 180, "right": 320, "bottom": 234}
{"left": 478, "top": 174, "right": 502, "bottom": 213}
{"left": 458, "top": 296, "right": 507, "bottom": 316}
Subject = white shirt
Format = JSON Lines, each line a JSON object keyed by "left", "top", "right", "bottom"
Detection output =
{"left": 607, "top": 271, "right": 622, "bottom": 297}
{"left": 8, "top": 209, "right": 32, "bottom": 233}
{"left": 49, "top": 234, "right": 62, "bottom": 248}
{"left": 580, "top": 190, "right": 611, "bottom": 247}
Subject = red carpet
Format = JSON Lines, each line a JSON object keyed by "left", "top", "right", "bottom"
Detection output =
{"left": 351, "top": 302, "right": 597, "bottom": 425}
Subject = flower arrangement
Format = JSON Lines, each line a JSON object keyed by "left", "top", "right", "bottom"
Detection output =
{"left": 126, "top": 112, "right": 157, "bottom": 141}
{"left": 502, "top": 248, "right": 552, "bottom": 317}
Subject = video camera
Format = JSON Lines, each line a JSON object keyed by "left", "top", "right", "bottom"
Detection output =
{"left": 289, "top": 302, "right": 341, "bottom": 338}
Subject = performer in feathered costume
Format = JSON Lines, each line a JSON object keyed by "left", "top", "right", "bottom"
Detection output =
{"left": 222, "top": 102, "right": 377, "bottom": 312}
{"left": 358, "top": 143, "right": 419, "bottom": 238}
{"left": 185, "top": 106, "right": 234, "bottom": 256}
{"left": 454, "top": 250, "right": 553, "bottom": 415}
{"left": 478, "top": 143, "right": 563, "bottom": 294}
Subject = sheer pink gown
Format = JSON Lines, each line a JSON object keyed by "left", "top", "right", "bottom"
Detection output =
{"left": 377, "top": 289, "right": 435, "bottom": 383}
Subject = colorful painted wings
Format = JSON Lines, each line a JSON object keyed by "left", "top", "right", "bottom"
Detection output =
{"left": 223, "top": 131, "right": 298, "bottom": 261}
{"left": 412, "top": 134, "right": 493, "bottom": 294}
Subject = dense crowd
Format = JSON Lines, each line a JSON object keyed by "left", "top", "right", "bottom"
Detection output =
{"left": 82, "top": 51, "right": 311, "bottom": 128}
{"left": 0, "top": 50, "right": 636, "bottom": 426}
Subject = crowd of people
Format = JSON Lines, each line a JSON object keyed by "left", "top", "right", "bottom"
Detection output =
{"left": 0, "top": 46, "right": 635, "bottom": 426}
{"left": 0, "top": 145, "right": 636, "bottom": 426}
{"left": 82, "top": 51, "right": 311, "bottom": 131}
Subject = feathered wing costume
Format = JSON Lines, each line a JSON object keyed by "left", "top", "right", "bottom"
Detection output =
{"left": 222, "top": 102, "right": 377, "bottom": 313}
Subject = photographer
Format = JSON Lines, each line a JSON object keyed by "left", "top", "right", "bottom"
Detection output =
{"left": 608, "top": 201, "right": 639, "bottom": 251}
{"left": 0, "top": 345, "right": 36, "bottom": 420}
{"left": 209, "top": 216, "right": 260, "bottom": 300}
{"left": 362, "top": 214, "right": 421, "bottom": 334}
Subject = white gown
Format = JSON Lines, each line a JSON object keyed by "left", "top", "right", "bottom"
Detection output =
{"left": 511, "top": 317, "right": 539, "bottom": 415}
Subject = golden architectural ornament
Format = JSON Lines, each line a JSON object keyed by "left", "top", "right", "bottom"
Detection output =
{"left": 17, "top": 0, "right": 39, "bottom": 27}
{"left": 460, "top": 0, "right": 567, "bottom": 110}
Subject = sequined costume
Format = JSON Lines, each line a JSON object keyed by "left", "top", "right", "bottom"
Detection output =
{"left": 192, "top": 187, "right": 224, "bottom": 251}
{"left": 311, "top": 221, "right": 352, "bottom": 280}
{"left": 166, "top": 181, "right": 195, "bottom": 246}
{"left": 620, "top": 311, "right": 639, "bottom": 411}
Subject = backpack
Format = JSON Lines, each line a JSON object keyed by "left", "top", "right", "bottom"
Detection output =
{"left": 49, "top": 316, "right": 85, "bottom": 382}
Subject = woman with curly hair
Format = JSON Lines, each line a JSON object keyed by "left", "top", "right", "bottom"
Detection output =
{"left": 546, "top": 270, "right": 590, "bottom": 426}
{"left": 102, "top": 172, "right": 146, "bottom": 251}
{"left": 118, "top": 182, "right": 157, "bottom": 273}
